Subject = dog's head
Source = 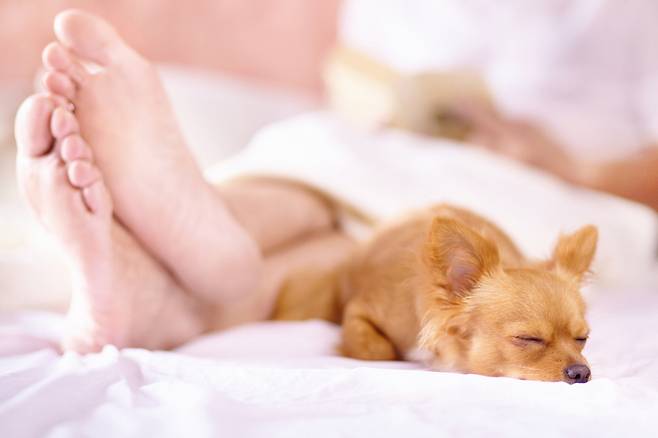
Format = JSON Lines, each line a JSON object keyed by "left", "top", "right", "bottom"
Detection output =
{"left": 420, "top": 218, "right": 597, "bottom": 383}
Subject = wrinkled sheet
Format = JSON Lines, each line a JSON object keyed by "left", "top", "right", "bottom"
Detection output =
{"left": 3, "top": 107, "right": 658, "bottom": 437}
{"left": 1, "top": 283, "right": 657, "bottom": 438}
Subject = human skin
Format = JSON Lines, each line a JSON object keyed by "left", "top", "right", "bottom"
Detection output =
{"left": 458, "top": 104, "right": 658, "bottom": 211}
{"left": 15, "top": 9, "right": 350, "bottom": 351}
{"left": 16, "top": 91, "right": 351, "bottom": 351}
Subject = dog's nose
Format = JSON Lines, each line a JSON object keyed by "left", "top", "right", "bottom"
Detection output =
{"left": 563, "top": 364, "right": 591, "bottom": 384}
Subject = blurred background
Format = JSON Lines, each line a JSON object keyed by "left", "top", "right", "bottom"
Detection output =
{"left": 0, "top": 0, "right": 343, "bottom": 157}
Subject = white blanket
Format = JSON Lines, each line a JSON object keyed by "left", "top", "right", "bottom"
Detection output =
{"left": 1, "top": 283, "right": 657, "bottom": 438}
{"left": 3, "top": 112, "right": 658, "bottom": 437}
{"left": 208, "top": 112, "right": 658, "bottom": 285}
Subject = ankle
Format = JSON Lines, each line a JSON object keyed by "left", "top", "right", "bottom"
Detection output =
{"left": 216, "top": 221, "right": 264, "bottom": 304}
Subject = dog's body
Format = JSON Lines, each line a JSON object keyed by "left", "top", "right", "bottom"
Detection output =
{"left": 274, "top": 204, "right": 597, "bottom": 383}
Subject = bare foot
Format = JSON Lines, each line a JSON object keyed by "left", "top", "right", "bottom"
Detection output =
{"left": 15, "top": 94, "right": 205, "bottom": 352}
{"left": 40, "top": 10, "right": 262, "bottom": 305}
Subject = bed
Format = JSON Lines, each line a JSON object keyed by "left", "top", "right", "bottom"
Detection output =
{"left": 2, "top": 60, "right": 658, "bottom": 437}
{"left": 1, "top": 279, "right": 658, "bottom": 437}
{"left": 2, "top": 106, "right": 658, "bottom": 437}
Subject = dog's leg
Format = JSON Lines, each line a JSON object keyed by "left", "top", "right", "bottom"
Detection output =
{"left": 341, "top": 303, "right": 397, "bottom": 360}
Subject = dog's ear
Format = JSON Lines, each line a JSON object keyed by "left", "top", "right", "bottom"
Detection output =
{"left": 425, "top": 218, "right": 500, "bottom": 296}
{"left": 551, "top": 225, "right": 598, "bottom": 280}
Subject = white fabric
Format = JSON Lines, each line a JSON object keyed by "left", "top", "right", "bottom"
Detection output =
{"left": 1, "top": 283, "right": 658, "bottom": 438}
{"left": 208, "top": 112, "right": 658, "bottom": 285}
{"left": 3, "top": 63, "right": 658, "bottom": 436}
{"left": 340, "top": 0, "right": 658, "bottom": 159}
{"left": 3, "top": 109, "right": 658, "bottom": 437}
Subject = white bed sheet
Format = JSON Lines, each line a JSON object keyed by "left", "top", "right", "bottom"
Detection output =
{"left": 1, "top": 282, "right": 657, "bottom": 438}
{"left": 3, "top": 83, "right": 658, "bottom": 437}
{"left": 208, "top": 113, "right": 658, "bottom": 285}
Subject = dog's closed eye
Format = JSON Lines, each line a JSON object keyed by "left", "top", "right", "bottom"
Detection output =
{"left": 512, "top": 336, "right": 545, "bottom": 346}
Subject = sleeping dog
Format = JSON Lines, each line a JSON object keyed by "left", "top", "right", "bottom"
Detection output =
{"left": 274, "top": 204, "right": 596, "bottom": 383}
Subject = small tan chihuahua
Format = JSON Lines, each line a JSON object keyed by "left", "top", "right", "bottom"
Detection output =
{"left": 274, "top": 205, "right": 597, "bottom": 383}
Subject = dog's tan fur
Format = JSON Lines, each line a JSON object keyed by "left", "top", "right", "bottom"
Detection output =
{"left": 274, "top": 204, "right": 597, "bottom": 382}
